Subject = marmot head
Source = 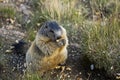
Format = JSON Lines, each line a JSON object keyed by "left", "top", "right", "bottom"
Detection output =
{"left": 38, "top": 21, "right": 63, "bottom": 41}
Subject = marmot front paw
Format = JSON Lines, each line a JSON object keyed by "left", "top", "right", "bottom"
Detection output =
{"left": 56, "top": 39, "right": 66, "bottom": 46}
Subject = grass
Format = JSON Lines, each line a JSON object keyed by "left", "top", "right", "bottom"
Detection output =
{"left": 24, "top": 74, "right": 42, "bottom": 80}
{"left": 24, "top": 0, "right": 120, "bottom": 77}
{"left": 81, "top": 19, "right": 120, "bottom": 75}
{"left": 80, "top": 0, "right": 120, "bottom": 75}
{"left": 0, "top": 4, "right": 16, "bottom": 26}
{"left": 0, "top": 6, "right": 16, "bottom": 19}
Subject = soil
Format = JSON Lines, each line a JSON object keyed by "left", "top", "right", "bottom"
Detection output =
{"left": 0, "top": 28, "right": 116, "bottom": 80}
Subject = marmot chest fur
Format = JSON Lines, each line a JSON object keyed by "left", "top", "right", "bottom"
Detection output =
{"left": 26, "top": 21, "right": 68, "bottom": 74}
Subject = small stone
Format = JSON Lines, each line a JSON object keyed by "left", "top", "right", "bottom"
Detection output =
{"left": 10, "top": 46, "right": 15, "bottom": 49}
{"left": 116, "top": 73, "right": 120, "bottom": 76}
{"left": 116, "top": 76, "right": 120, "bottom": 79}
{"left": 6, "top": 50, "right": 12, "bottom": 53}
{"left": 111, "top": 66, "right": 113, "bottom": 70}
{"left": 15, "top": 40, "right": 19, "bottom": 43}
{"left": 67, "top": 75, "right": 70, "bottom": 77}
{"left": 79, "top": 72, "right": 82, "bottom": 74}
{"left": 3, "top": 70, "right": 5, "bottom": 72}
{"left": 66, "top": 67, "right": 71, "bottom": 71}
{"left": 90, "top": 64, "right": 94, "bottom": 70}
{"left": 12, "top": 67, "right": 16, "bottom": 71}
{"left": 55, "top": 66, "right": 61, "bottom": 69}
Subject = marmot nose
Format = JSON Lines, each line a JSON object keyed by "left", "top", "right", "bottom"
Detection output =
{"left": 53, "top": 34, "right": 62, "bottom": 41}
{"left": 56, "top": 36, "right": 61, "bottom": 40}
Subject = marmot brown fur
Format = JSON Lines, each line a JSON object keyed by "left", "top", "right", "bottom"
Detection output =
{"left": 26, "top": 21, "right": 68, "bottom": 75}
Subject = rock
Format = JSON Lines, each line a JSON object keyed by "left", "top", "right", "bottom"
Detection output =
{"left": 90, "top": 64, "right": 94, "bottom": 70}
{"left": 19, "top": 4, "right": 32, "bottom": 16}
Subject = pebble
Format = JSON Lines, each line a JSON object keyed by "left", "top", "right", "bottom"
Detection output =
{"left": 90, "top": 64, "right": 94, "bottom": 70}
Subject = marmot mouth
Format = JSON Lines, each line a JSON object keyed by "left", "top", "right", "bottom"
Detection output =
{"left": 56, "top": 38, "right": 63, "bottom": 42}
{"left": 56, "top": 36, "right": 62, "bottom": 40}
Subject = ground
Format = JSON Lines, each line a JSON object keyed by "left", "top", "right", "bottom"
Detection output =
{"left": 0, "top": 25, "right": 115, "bottom": 80}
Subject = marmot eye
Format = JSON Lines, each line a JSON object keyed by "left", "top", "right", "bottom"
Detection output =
{"left": 49, "top": 30, "right": 54, "bottom": 33}
{"left": 45, "top": 25, "right": 48, "bottom": 28}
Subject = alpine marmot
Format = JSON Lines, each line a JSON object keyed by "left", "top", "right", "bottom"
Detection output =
{"left": 26, "top": 21, "right": 68, "bottom": 75}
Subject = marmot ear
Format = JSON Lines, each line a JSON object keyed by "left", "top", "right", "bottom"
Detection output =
{"left": 39, "top": 21, "right": 50, "bottom": 28}
{"left": 39, "top": 22, "right": 45, "bottom": 28}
